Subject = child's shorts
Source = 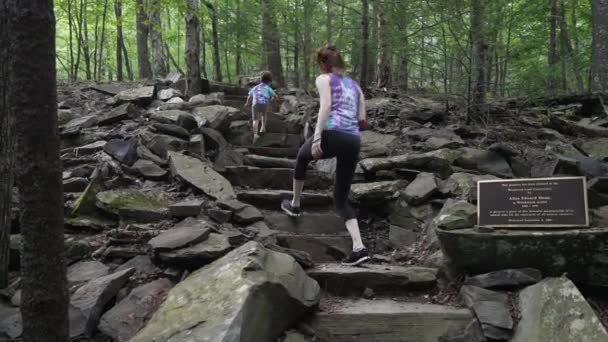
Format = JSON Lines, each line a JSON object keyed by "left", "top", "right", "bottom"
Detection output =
{"left": 252, "top": 103, "right": 268, "bottom": 120}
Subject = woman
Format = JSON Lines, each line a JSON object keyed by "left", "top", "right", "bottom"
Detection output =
{"left": 281, "top": 46, "right": 370, "bottom": 266}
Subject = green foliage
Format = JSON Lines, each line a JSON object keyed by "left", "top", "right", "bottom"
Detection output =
{"left": 53, "top": 0, "right": 595, "bottom": 98}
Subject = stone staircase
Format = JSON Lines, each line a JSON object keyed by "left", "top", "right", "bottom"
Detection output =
{"left": 221, "top": 111, "right": 474, "bottom": 341}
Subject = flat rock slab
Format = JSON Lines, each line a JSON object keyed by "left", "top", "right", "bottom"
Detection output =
{"left": 130, "top": 242, "right": 320, "bottom": 342}
{"left": 237, "top": 190, "right": 333, "bottom": 207}
{"left": 351, "top": 180, "right": 408, "bottom": 204}
{"left": 360, "top": 131, "right": 398, "bottom": 158}
{"left": 114, "top": 86, "right": 155, "bottom": 106}
{"left": 98, "top": 278, "right": 174, "bottom": 341}
{"left": 464, "top": 268, "right": 542, "bottom": 289}
{"left": 277, "top": 235, "right": 352, "bottom": 262}
{"left": 169, "top": 151, "right": 235, "bottom": 200}
{"left": 115, "top": 255, "right": 160, "bottom": 276}
{"left": 150, "top": 109, "right": 192, "bottom": 124}
{"left": 96, "top": 190, "right": 167, "bottom": 223}
{"left": 403, "top": 172, "right": 438, "bottom": 205}
{"left": 309, "top": 299, "right": 473, "bottom": 342}
{"left": 309, "top": 264, "right": 437, "bottom": 294}
{"left": 158, "top": 233, "right": 232, "bottom": 269}
{"left": 512, "top": 277, "right": 608, "bottom": 342}
{"left": 222, "top": 166, "right": 333, "bottom": 190}
{"left": 70, "top": 268, "right": 135, "bottom": 338}
{"left": 148, "top": 225, "right": 211, "bottom": 251}
{"left": 266, "top": 212, "right": 346, "bottom": 235}
{"left": 436, "top": 227, "right": 608, "bottom": 286}
{"left": 244, "top": 154, "right": 297, "bottom": 168}
{"left": 133, "top": 159, "right": 167, "bottom": 180}
{"left": 169, "top": 199, "right": 205, "bottom": 218}
{"left": 67, "top": 260, "right": 110, "bottom": 287}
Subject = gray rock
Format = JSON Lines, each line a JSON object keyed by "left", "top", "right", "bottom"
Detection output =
{"left": 169, "top": 151, "right": 236, "bottom": 200}
{"left": 158, "top": 88, "right": 183, "bottom": 101}
{"left": 208, "top": 209, "right": 233, "bottom": 223}
{"left": 98, "top": 278, "right": 174, "bottom": 341}
{"left": 192, "top": 105, "right": 241, "bottom": 132}
{"left": 222, "top": 166, "right": 331, "bottom": 190}
{"left": 424, "top": 136, "right": 465, "bottom": 150}
{"left": 360, "top": 131, "right": 398, "bottom": 158}
{"left": 104, "top": 138, "right": 139, "bottom": 166}
{"left": 284, "top": 330, "right": 311, "bottom": 342}
{"left": 237, "top": 190, "right": 333, "bottom": 207}
{"left": 265, "top": 212, "right": 346, "bottom": 235}
{"left": 309, "top": 299, "right": 474, "bottom": 342}
{"left": 169, "top": 199, "right": 204, "bottom": 218}
{"left": 0, "top": 313, "right": 22, "bottom": 339}
{"left": 433, "top": 199, "right": 477, "bottom": 230}
{"left": 473, "top": 301, "right": 513, "bottom": 330}
{"left": 69, "top": 268, "right": 136, "bottom": 338}
{"left": 67, "top": 261, "right": 110, "bottom": 287}
{"left": 98, "top": 103, "right": 137, "bottom": 125}
{"left": 389, "top": 225, "right": 418, "bottom": 247}
{"left": 150, "top": 109, "right": 192, "bottom": 125}
{"left": 65, "top": 216, "right": 117, "bottom": 232}
{"left": 177, "top": 113, "right": 199, "bottom": 131}
{"left": 309, "top": 264, "right": 437, "bottom": 295}
{"left": 459, "top": 285, "right": 509, "bottom": 308}
{"left": 95, "top": 190, "right": 168, "bottom": 222}
{"left": 75, "top": 140, "right": 107, "bottom": 155}
{"left": 439, "top": 319, "right": 486, "bottom": 342}
{"left": 145, "top": 133, "right": 188, "bottom": 159}
{"left": 351, "top": 180, "right": 408, "bottom": 204}
{"left": 61, "top": 115, "right": 98, "bottom": 136}
{"left": 441, "top": 172, "right": 500, "bottom": 203}
{"left": 115, "top": 255, "right": 159, "bottom": 276}
{"left": 464, "top": 268, "right": 542, "bottom": 289}
{"left": 512, "top": 277, "right": 608, "bottom": 342}
{"left": 245, "top": 154, "right": 297, "bottom": 169}
{"left": 188, "top": 134, "right": 206, "bottom": 159}
{"left": 114, "top": 86, "right": 155, "bottom": 106}
{"left": 404, "top": 108, "right": 445, "bottom": 124}
{"left": 276, "top": 235, "right": 352, "bottom": 262}
{"left": 360, "top": 150, "right": 454, "bottom": 179}
{"left": 581, "top": 137, "right": 608, "bottom": 161}
{"left": 137, "top": 144, "right": 167, "bottom": 166}
{"left": 130, "top": 242, "right": 320, "bottom": 342}
{"left": 63, "top": 177, "right": 89, "bottom": 193}
{"left": 148, "top": 221, "right": 212, "bottom": 251}
{"left": 167, "top": 97, "right": 185, "bottom": 104}
{"left": 455, "top": 148, "right": 514, "bottom": 178}
{"left": 403, "top": 172, "right": 439, "bottom": 205}
{"left": 158, "top": 233, "right": 232, "bottom": 269}
{"left": 152, "top": 123, "right": 191, "bottom": 140}
{"left": 133, "top": 159, "right": 168, "bottom": 180}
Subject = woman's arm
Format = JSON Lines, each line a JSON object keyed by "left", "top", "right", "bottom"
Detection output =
{"left": 313, "top": 75, "right": 332, "bottom": 141}
{"left": 357, "top": 86, "right": 366, "bottom": 122}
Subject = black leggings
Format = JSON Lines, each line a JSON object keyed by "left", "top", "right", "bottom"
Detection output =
{"left": 294, "top": 130, "right": 360, "bottom": 220}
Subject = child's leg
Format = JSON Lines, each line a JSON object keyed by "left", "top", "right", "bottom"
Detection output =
{"left": 252, "top": 105, "right": 261, "bottom": 140}
{"left": 260, "top": 106, "right": 268, "bottom": 133}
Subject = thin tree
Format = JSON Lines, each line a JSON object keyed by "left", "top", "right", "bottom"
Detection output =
{"left": 150, "top": 0, "right": 168, "bottom": 78}
{"left": 0, "top": 0, "right": 13, "bottom": 289}
{"left": 204, "top": 1, "right": 222, "bottom": 82}
{"left": 559, "top": 1, "right": 584, "bottom": 92}
{"left": 376, "top": 0, "right": 390, "bottom": 88}
{"left": 97, "top": 0, "right": 110, "bottom": 81}
{"left": 548, "top": 0, "right": 558, "bottom": 96}
{"left": 7, "top": 0, "right": 70, "bottom": 340}
{"left": 261, "top": 0, "right": 285, "bottom": 87}
{"left": 590, "top": 0, "right": 608, "bottom": 92}
{"left": 136, "top": 0, "right": 153, "bottom": 79}
{"left": 326, "top": 0, "right": 332, "bottom": 43}
{"left": 470, "top": 0, "right": 486, "bottom": 121}
{"left": 115, "top": 0, "right": 124, "bottom": 81}
{"left": 360, "top": 0, "right": 369, "bottom": 89}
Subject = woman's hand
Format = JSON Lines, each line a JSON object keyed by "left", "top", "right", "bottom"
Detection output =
{"left": 311, "top": 138, "right": 323, "bottom": 159}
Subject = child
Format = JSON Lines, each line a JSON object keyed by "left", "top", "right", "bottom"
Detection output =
{"left": 245, "top": 71, "right": 277, "bottom": 142}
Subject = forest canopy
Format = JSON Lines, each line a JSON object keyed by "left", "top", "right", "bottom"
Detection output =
{"left": 54, "top": 0, "right": 593, "bottom": 98}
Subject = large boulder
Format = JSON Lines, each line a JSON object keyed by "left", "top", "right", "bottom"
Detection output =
{"left": 98, "top": 278, "right": 174, "bottom": 341}
{"left": 130, "top": 242, "right": 320, "bottom": 342}
{"left": 360, "top": 131, "right": 398, "bottom": 158}
{"left": 69, "top": 268, "right": 135, "bottom": 338}
{"left": 433, "top": 199, "right": 477, "bottom": 230}
{"left": 581, "top": 137, "right": 608, "bottom": 161}
{"left": 436, "top": 227, "right": 608, "bottom": 286}
{"left": 168, "top": 151, "right": 235, "bottom": 200}
{"left": 104, "top": 138, "right": 139, "bottom": 166}
{"left": 351, "top": 180, "right": 408, "bottom": 204}
{"left": 98, "top": 103, "right": 137, "bottom": 125}
{"left": 192, "top": 105, "right": 242, "bottom": 132}
{"left": 403, "top": 172, "right": 439, "bottom": 205}
{"left": 360, "top": 150, "right": 454, "bottom": 179}
{"left": 114, "top": 86, "right": 155, "bottom": 106}
{"left": 157, "top": 233, "right": 232, "bottom": 269}
{"left": 455, "top": 148, "right": 514, "bottom": 178}
{"left": 95, "top": 190, "right": 168, "bottom": 222}
{"left": 512, "top": 277, "right": 608, "bottom": 342}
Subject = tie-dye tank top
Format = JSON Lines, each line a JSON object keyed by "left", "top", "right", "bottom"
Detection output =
{"left": 249, "top": 83, "right": 275, "bottom": 105}
{"left": 324, "top": 73, "right": 360, "bottom": 136}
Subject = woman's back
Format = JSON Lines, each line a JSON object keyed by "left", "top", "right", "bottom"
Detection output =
{"left": 325, "top": 73, "right": 360, "bottom": 135}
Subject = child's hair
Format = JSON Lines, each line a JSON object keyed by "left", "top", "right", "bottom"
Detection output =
{"left": 260, "top": 71, "right": 273, "bottom": 84}
{"left": 317, "top": 45, "right": 345, "bottom": 73}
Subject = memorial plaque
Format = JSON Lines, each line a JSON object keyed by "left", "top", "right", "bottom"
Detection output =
{"left": 478, "top": 177, "right": 589, "bottom": 228}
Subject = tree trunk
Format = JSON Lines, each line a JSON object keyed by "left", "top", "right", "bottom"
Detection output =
{"left": 7, "top": 1, "right": 70, "bottom": 340}
{"left": 82, "top": 0, "right": 92, "bottom": 80}
{"left": 548, "top": 0, "right": 558, "bottom": 95}
{"left": 326, "top": 0, "right": 332, "bottom": 44}
{"left": 501, "top": 2, "right": 514, "bottom": 97}
{"left": 235, "top": 0, "right": 242, "bottom": 76}
{"left": 68, "top": 0, "right": 75, "bottom": 80}
{"left": 591, "top": 0, "right": 608, "bottom": 92}
{"left": 302, "top": 0, "right": 312, "bottom": 88}
{"left": 121, "top": 34, "right": 134, "bottom": 80}
{"left": 360, "top": 0, "right": 369, "bottom": 89}
{"left": 261, "top": 0, "right": 285, "bottom": 87}
{"left": 200, "top": 14, "right": 208, "bottom": 79}
{"left": 204, "top": 1, "right": 222, "bottom": 82}
{"left": 375, "top": 0, "right": 390, "bottom": 88}
{"left": 150, "top": 0, "right": 167, "bottom": 78}
{"left": 136, "top": 0, "right": 152, "bottom": 79}
{"left": 293, "top": 2, "right": 300, "bottom": 88}
{"left": 0, "top": 0, "right": 13, "bottom": 289}
{"left": 560, "top": 2, "right": 584, "bottom": 92}
{"left": 115, "top": 0, "right": 124, "bottom": 81}
{"left": 186, "top": 0, "right": 202, "bottom": 96}
{"left": 97, "top": 0, "right": 109, "bottom": 81}
{"left": 470, "top": 0, "right": 486, "bottom": 120}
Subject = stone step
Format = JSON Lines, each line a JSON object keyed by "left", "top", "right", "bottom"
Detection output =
{"left": 308, "top": 299, "right": 474, "bottom": 342}
{"left": 276, "top": 235, "right": 351, "bottom": 263}
{"left": 221, "top": 166, "right": 332, "bottom": 190}
{"left": 308, "top": 264, "right": 438, "bottom": 295}
{"left": 243, "top": 154, "right": 296, "bottom": 169}
{"left": 266, "top": 211, "right": 345, "bottom": 235}
{"left": 246, "top": 146, "right": 299, "bottom": 159}
{"left": 237, "top": 190, "right": 333, "bottom": 208}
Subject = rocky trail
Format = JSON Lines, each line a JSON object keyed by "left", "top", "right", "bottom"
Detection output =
{"left": 3, "top": 76, "right": 608, "bottom": 341}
